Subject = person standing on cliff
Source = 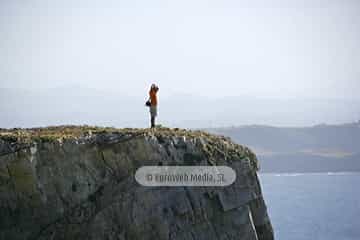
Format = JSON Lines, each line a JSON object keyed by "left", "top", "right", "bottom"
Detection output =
{"left": 148, "top": 84, "right": 159, "bottom": 128}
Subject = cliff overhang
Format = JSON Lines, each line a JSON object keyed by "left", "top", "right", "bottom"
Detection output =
{"left": 0, "top": 126, "right": 273, "bottom": 240}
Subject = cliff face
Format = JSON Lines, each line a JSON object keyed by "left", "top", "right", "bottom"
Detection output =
{"left": 0, "top": 127, "right": 274, "bottom": 240}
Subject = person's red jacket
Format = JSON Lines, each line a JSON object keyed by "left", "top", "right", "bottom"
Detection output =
{"left": 149, "top": 88, "right": 158, "bottom": 106}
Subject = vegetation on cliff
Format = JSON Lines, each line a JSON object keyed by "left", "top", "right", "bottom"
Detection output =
{"left": 0, "top": 125, "right": 259, "bottom": 170}
{"left": 0, "top": 125, "right": 272, "bottom": 240}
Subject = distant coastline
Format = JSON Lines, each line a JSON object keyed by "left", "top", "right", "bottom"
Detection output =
{"left": 207, "top": 122, "right": 360, "bottom": 173}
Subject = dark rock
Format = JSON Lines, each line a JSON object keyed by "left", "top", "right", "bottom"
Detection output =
{"left": 0, "top": 127, "right": 273, "bottom": 240}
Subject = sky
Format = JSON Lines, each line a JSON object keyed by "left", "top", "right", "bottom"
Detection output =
{"left": 1, "top": 0, "right": 359, "bottom": 98}
{"left": 0, "top": 0, "right": 359, "bottom": 128}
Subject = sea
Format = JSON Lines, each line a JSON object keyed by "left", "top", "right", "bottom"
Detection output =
{"left": 259, "top": 172, "right": 360, "bottom": 240}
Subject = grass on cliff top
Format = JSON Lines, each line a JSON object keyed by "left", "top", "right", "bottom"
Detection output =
{"left": 0, "top": 125, "right": 227, "bottom": 143}
{"left": 0, "top": 125, "right": 258, "bottom": 170}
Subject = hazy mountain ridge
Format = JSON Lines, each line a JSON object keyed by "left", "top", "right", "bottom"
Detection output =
{"left": 2, "top": 87, "right": 359, "bottom": 172}
{"left": 1, "top": 87, "right": 359, "bottom": 128}
{"left": 208, "top": 122, "right": 360, "bottom": 172}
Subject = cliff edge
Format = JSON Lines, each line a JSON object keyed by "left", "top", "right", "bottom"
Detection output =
{"left": 0, "top": 126, "right": 274, "bottom": 240}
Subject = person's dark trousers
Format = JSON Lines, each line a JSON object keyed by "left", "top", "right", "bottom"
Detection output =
{"left": 151, "top": 116, "right": 155, "bottom": 128}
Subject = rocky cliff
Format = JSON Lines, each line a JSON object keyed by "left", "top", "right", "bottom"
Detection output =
{"left": 0, "top": 126, "right": 274, "bottom": 240}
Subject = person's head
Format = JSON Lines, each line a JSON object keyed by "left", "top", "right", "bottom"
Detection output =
{"left": 151, "top": 84, "right": 159, "bottom": 91}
